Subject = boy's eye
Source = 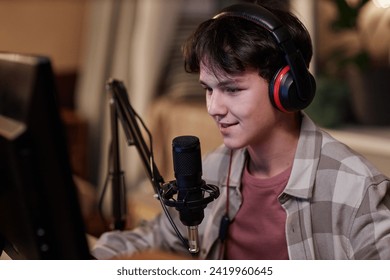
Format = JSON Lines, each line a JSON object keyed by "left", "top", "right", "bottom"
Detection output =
{"left": 225, "top": 87, "right": 240, "bottom": 93}
{"left": 202, "top": 86, "right": 212, "bottom": 95}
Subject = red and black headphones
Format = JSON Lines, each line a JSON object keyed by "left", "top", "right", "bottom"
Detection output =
{"left": 213, "top": 3, "right": 316, "bottom": 113}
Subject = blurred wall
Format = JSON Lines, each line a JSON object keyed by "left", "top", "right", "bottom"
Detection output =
{"left": 0, "top": 0, "right": 87, "bottom": 73}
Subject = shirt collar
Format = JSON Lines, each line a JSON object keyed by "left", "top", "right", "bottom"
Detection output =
{"left": 283, "top": 112, "right": 322, "bottom": 200}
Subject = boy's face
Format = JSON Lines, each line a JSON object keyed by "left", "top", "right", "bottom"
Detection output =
{"left": 199, "top": 63, "right": 282, "bottom": 150}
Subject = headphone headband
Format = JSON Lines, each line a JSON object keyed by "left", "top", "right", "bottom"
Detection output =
{"left": 213, "top": 3, "right": 316, "bottom": 111}
{"left": 213, "top": 4, "right": 290, "bottom": 44}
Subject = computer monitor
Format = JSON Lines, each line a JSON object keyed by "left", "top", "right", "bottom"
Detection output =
{"left": 0, "top": 52, "right": 91, "bottom": 259}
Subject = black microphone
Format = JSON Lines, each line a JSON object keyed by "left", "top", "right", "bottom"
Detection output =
{"left": 171, "top": 136, "right": 208, "bottom": 254}
{"left": 160, "top": 135, "right": 219, "bottom": 254}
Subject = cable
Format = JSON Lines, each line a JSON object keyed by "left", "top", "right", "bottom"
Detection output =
{"left": 97, "top": 141, "right": 112, "bottom": 229}
{"left": 133, "top": 108, "right": 189, "bottom": 248}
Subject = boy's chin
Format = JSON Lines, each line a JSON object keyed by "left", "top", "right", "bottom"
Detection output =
{"left": 223, "top": 139, "right": 245, "bottom": 150}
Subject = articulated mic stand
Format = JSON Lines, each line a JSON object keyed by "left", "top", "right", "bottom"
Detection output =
{"left": 106, "top": 79, "right": 164, "bottom": 230}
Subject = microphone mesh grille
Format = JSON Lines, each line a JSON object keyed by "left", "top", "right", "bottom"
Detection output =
{"left": 172, "top": 136, "right": 201, "bottom": 176}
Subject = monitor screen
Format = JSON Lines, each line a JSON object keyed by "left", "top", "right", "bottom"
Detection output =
{"left": 0, "top": 52, "right": 91, "bottom": 259}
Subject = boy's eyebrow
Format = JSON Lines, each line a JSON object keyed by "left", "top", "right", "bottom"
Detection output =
{"left": 199, "top": 78, "right": 243, "bottom": 88}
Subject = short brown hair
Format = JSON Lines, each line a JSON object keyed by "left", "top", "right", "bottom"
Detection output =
{"left": 182, "top": 3, "right": 313, "bottom": 82}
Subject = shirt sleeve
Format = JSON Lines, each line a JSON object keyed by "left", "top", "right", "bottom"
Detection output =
{"left": 350, "top": 179, "right": 390, "bottom": 259}
{"left": 91, "top": 208, "right": 189, "bottom": 259}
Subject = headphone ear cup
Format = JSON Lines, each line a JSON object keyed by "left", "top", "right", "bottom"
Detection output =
{"left": 269, "top": 66, "right": 292, "bottom": 112}
{"left": 269, "top": 66, "right": 315, "bottom": 112}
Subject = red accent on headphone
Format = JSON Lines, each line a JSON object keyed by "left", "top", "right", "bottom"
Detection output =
{"left": 273, "top": 66, "right": 290, "bottom": 113}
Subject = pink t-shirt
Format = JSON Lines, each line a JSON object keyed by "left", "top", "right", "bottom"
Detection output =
{"left": 225, "top": 164, "right": 291, "bottom": 260}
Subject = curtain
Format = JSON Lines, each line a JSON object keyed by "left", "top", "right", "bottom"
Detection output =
{"left": 290, "top": 0, "right": 316, "bottom": 72}
{"left": 75, "top": 0, "right": 183, "bottom": 192}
